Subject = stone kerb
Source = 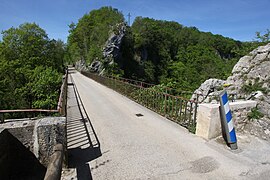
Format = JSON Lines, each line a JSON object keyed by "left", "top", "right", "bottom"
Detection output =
{"left": 196, "top": 100, "right": 257, "bottom": 140}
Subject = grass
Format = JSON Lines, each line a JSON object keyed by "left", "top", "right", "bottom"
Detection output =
{"left": 247, "top": 107, "right": 264, "bottom": 120}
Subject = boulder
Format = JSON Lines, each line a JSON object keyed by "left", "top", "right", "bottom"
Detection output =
{"left": 191, "top": 78, "right": 225, "bottom": 103}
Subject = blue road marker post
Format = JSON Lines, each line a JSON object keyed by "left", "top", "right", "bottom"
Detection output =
{"left": 219, "top": 90, "right": 238, "bottom": 150}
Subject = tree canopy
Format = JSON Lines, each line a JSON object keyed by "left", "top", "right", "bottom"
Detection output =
{"left": 119, "top": 17, "right": 260, "bottom": 92}
{"left": 66, "top": 6, "right": 124, "bottom": 65}
{"left": 66, "top": 7, "right": 264, "bottom": 93}
{"left": 0, "top": 23, "right": 65, "bottom": 110}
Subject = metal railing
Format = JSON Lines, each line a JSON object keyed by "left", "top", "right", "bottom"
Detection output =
{"left": 0, "top": 70, "right": 68, "bottom": 123}
{"left": 81, "top": 71, "right": 198, "bottom": 132}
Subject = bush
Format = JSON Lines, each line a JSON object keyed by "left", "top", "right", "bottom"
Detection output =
{"left": 247, "top": 107, "right": 264, "bottom": 120}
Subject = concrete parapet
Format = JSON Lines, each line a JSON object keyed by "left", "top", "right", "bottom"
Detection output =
{"left": 0, "top": 117, "right": 66, "bottom": 167}
{"left": 196, "top": 100, "right": 257, "bottom": 140}
{"left": 37, "top": 117, "right": 66, "bottom": 166}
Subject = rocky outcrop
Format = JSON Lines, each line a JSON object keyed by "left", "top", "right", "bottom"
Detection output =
{"left": 103, "top": 23, "right": 126, "bottom": 60}
{"left": 90, "top": 23, "right": 126, "bottom": 74}
{"left": 194, "top": 43, "right": 270, "bottom": 105}
{"left": 226, "top": 43, "right": 270, "bottom": 116}
{"left": 191, "top": 79, "right": 225, "bottom": 103}
{"left": 227, "top": 45, "right": 270, "bottom": 93}
{"left": 75, "top": 59, "right": 88, "bottom": 72}
{"left": 193, "top": 43, "right": 270, "bottom": 140}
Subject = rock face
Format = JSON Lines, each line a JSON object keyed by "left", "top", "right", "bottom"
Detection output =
{"left": 90, "top": 22, "right": 126, "bottom": 74}
{"left": 227, "top": 44, "right": 270, "bottom": 94}
{"left": 192, "top": 79, "right": 225, "bottom": 103}
{"left": 226, "top": 43, "right": 270, "bottom": 116}
{"left": 75, "top": 59, "right": 88, "bottom": 72}
{"left": 103, "top": 23, "right": 126, "bottom": 60}
{"left": 193, "top": 43, "right": 270, "bottom": 140}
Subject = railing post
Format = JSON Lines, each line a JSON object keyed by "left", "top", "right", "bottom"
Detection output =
{"left": 63, "top": 75, "right": 67, "bottom": 116}
{"left": 189, "top": 102, "right": 193, "bottom": 126}
{"left": 0, "top": 113, "right": 4, "bottom": 123}
{"left": 184, "top": 101, "right": 188, "bottom": 123}
{"left": 179, "top": 99, "right": 183, "bottom": 121}
{"left": 140, "top": 82, "right": 143, "bottom": 103}
{"left": 164, "top": 88, "right": 168, "bottom": 116}
{"left": 114, "top": 77, "right": 116, "bottom": 90}
{"left": 193, "top": 102, "right": 198, "bottom": 126}
{"left": 164, "top": 94, "right": 167, "bottom": 116}
{"left": 171, "top": 97, "right": 175, "bottom": 119}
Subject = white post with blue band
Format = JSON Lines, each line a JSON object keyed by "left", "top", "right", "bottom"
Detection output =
{"left": 219, "top": 90, "right": 238, "bottom": 150}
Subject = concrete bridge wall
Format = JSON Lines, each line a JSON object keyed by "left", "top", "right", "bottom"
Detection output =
{"left": 0, "top": 117, "right": 66, "bottom": 167}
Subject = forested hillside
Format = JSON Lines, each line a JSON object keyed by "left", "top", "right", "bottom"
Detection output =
{"left": 67, "top": 7, "right": 262, "bottom": 93}
{"left": 66, "top": 7, "right": 124, "bottom": 65}
{"left": 0, "top": 6, "right": 264, "bottom": 110}
{"left": 125, "top": 17, "right": 262, "bottom": 91}
{"left": 0, "top": 23, "right": 65, "bottom": 110}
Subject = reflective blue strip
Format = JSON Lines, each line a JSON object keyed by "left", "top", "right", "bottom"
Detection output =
{"left": 222, "top": 92, "right": 228, "bottom": 105}
{"left": 225, "top": 111, "right": 232, "bottom": 122}
{"left": 229, "top": 128, "right": 237, "bottom": 143}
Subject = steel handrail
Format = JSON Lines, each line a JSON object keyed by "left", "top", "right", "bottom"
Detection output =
{"left": 0, "top": 69, "right": 68, "bottom": 123}
{"left": 81, "top": 71, "right": 198, "bottom": 133}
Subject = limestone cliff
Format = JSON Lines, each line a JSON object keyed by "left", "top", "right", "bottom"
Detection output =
{"left": 90, "top": 22, "right": 126, "bottom": 74}
{"left": 75, "top": 23, "right": 126, "bottom": 74}
{"left": 193, "top": 43, "right": 270, "bottom": 140}
{"left": 226, "top": 43, "right": 270, "bottom": 116}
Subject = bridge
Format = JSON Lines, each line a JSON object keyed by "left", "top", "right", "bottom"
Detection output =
{"left": 63, "top": 68, "right": 269, "bottom": 179}
{"left": 0, "top": 68, "right": 270, "bottom": 179}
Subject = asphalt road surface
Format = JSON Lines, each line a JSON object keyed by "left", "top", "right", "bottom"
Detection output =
{"left": 62, "top": 69, "right": 270, "bottom": 180}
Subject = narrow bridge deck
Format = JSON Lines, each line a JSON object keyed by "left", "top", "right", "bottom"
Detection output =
{"left": 62, "top": 68, "right": 270, "bottom": 180}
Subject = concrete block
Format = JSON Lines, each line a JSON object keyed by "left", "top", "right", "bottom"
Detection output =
{"left": 196, "top": 103, "right": 220, "bottom": 139}
{"left": 196, "top": 100, "right": 257, "bottom": 140}
{"left": 230, "top": 100, "right": 257, "bottom": 111}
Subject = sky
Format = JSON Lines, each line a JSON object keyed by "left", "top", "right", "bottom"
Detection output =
{"left": 0, "top": 0, "right": 269, "bottom": 42}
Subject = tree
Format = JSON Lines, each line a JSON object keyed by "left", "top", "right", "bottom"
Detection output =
{"left": 255, "top": 29, "right": 270, "bottom": 42}
{"left": 2, "top": 23, "right": 49, "bottom": 68}
{"left": 0, "top": 23, "right": 64, "bottom": 110}
{"left": 66, "top": 6, "right": 125, "bottom": 64}
{"left": 30, "top": 66, "right": 62, "bottom": 109}
{"left": 68, "top": 8, "right": 259, "bottom": 93}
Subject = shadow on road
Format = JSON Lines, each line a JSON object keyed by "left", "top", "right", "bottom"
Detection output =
{"left": 66, "top": 74, "right": 101, "bottom": 180}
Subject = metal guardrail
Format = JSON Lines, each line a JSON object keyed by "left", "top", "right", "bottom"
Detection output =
{"left": 0, "top": 69, "right": 68, "bottom": 123}
{"left": 81, "top": 71, "right": 198, "bottom": 132}
{"left": 105, "top": 75, "right": 194, "bottom": 97}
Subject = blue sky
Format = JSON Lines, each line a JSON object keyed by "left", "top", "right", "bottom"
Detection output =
{"left": 0, "top": 0, "right": 269, "bottom": 42}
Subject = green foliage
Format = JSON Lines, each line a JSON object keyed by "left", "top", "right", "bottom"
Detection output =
{"left": 66, "top": 6, "right": 124, "bottom": 64}
{"left": 0, "top": 23, "right": 65, "bottom": 110}
{"left": 125, "top": 17, "right": 253, "bottom": 92}
{"left": 255, "top": 29, "right": 270, "bottom": 42}
{"left": 247, "top": 107, "right": 264, "bottom": 120}
{"left": 188, "top": 124, "right": 197, "bottom": 134}
{"left": 67, "top": 7, "right": 261, "bottom": 93}
{"left": 241, "top": 80, "right": 268, "bottom": 94}
{"left": 104, "top": 62, "right": 124, "bottom": 77}
{"left": 31, "top": 66, "right": 62, "bottom": 109}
